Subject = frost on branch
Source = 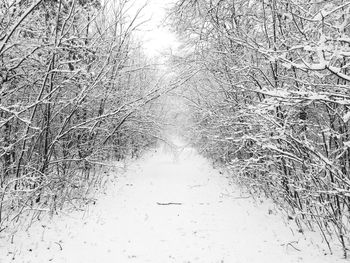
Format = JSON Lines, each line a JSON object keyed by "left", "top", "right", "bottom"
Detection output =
{"left": 171, "top": 0, "right": 350, "bottom": 258}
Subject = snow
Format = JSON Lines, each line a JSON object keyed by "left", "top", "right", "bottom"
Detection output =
{"left": 343, "top": 111, "right": 350, "bottom": 123}
{"left": 0, "top": 140, "right": 345, "bottom": 263}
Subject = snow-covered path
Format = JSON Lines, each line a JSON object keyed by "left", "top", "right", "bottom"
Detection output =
{"left": 1, "top": 145, "right": 343, "bottom": 262}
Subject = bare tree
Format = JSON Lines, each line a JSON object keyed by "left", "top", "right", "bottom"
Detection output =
{"left": 0, "top": 0, "right": 163, "bottom": 231}
{"left": 170, "top": 0, "right": 350, "bottom": 257}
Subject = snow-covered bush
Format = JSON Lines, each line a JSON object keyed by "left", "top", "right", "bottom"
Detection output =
{"left": 171, "top": 0, "right": 350, "bottom": 257}
{"left": 0, "top": 0, "right": 161, "bottom": 231}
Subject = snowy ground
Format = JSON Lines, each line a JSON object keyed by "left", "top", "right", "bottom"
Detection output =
{"left": 0, "top": 142, "right": 345, "bottom": 262}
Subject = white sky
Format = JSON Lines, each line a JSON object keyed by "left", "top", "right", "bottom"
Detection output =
{"left": 133, "top": 0, "right": 180, "bottom": 57}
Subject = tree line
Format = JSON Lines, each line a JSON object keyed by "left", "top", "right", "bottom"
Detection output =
{"left": 170, "top": 0, "right": 350, "bottom": 257}
{"left": 0, "top": 0, "right": 164, "bottom": 231}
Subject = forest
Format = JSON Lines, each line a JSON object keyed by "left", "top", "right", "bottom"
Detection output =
{"left": 170, "top": 0, "right": 350, "bottom": 257}
{"left": 0, "top": 0, "right": 167, "bottom": 231}
{"left": 1, "top": 0, "right": 350, "bottom": 259}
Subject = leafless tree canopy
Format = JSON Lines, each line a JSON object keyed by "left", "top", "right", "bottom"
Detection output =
{"left": 2, "top": 0, "right": 350, "bottom": 258}
{"left": 170, "top": 0, "right": 350, "bottom": 257}
{"left": 0, "top": 0, "right": 163, "bottom": 231}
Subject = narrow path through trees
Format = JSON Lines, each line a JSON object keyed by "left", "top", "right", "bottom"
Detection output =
{"left": 1, "top": 142, "right": 342, "bottom": 262}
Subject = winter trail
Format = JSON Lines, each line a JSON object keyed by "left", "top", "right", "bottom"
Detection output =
{"left": 2, "top": 141, "right": 343, "bottom": 262}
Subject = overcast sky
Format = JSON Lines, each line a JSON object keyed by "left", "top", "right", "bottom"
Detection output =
{"left": 134, "top": 0, "right": 179, "bottom": 57}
